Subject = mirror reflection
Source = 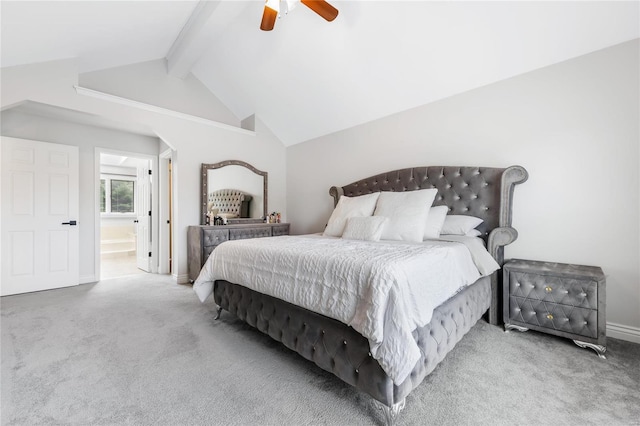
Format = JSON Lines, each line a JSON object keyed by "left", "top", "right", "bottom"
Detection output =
{"left": 201, "top": 160, "right": 267, "bottom": 225}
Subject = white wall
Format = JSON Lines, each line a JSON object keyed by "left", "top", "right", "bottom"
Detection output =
{"left": 1, "top": 111, "right": 160, "bottom": 283}
{"left": 80, "top": 59, "right": 240, "bottom": 127}
{"left": 1, "top": 58, "right": 287, "bottom": 284}
{"left": 287, "top": 40, "right": 640, "bottom": 338}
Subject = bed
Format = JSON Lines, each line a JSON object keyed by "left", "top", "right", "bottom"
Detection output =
{"left": 194, "top": 165, "right": 528, "bottom": 424}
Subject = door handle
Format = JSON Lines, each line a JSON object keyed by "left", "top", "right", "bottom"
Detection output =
{"left": 61, "top": 220, "right": 77, "bottom": 226}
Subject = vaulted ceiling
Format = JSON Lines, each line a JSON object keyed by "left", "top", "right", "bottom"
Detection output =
{"left": 2, "top": 1, "right": 638, "bottom": 146}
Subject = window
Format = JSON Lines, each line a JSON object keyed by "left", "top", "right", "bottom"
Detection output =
{"left": 101, "top": 175, "right": 135, "bottom": 215}
{"left": 100, "top": 179, "right": 106, "bottom": 213}
{"left": 111, "top": 180, "right": 135, "bottom": 213}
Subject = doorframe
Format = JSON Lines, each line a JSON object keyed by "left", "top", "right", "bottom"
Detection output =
{"left": 158, "top": 148, "right": 173, "bottom": 274}
{"left": 94, "top": 148, "right": 159, "bottom": 278}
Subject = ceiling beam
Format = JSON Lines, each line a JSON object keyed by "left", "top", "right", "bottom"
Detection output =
{"left": 165, "top": 0, "right": 221, "bottom": 79}
{"left": 166, "top": 1, "right": 253, "bottom": 80}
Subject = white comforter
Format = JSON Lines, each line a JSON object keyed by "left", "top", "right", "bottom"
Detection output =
{"left": 194, "top": 234, "right": 498, "bottom": 385}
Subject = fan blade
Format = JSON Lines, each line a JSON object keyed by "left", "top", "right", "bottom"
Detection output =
{"left": 260, "top": 4, "right": 278, "bottom": 31}
{"left": 301, "top": 0, "right": 339, "bottom": 22}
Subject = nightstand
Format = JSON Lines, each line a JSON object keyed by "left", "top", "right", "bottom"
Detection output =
{"left": 503, "top": 259, "right": 606, "bottom": 358}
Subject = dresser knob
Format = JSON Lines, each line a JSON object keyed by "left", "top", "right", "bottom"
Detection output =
{"left": 545, "top": 286, "right": 553, "bottom": 293}
{"left": 546, "top": 314, "right": 554, "bottom": 320}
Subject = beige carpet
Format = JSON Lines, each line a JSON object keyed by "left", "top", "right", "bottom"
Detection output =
{"left": 2, "top": 273, "right": 639, "bottom": 425}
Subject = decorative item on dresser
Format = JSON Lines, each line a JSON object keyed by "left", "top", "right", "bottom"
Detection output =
{"left": 187, "top": 223, "right": 290, "bottom": 282}
{"left": 503, "top": 259, "right": 606, "bottom": 358}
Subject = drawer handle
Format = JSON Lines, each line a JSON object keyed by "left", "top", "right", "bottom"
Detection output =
{"left": 545, "top": 286, "right": 553, "bottom": 293}
{"left": 546, "top": 314, "right": 554, "bottom": 320}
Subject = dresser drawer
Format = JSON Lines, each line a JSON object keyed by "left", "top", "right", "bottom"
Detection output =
{"left": 509, "top": 296, "right": 598, "bottom": 339}
{"left": 229, "top": 227, "right": 272, "bottom": 240}
{"left": 203, "top": 229, "right": 229, "bottom": 246}
{"left": 508, "top": 270, "right": 597, "bottom": 309}
{"left": 271, "top": 224, "right": 290, "bottom": 236}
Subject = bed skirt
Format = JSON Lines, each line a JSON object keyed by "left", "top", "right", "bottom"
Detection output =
{"left": 213, "top": 275, "right": 491, "bottom": 407}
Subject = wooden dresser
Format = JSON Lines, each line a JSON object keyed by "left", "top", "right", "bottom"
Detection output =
{"left": 503, "top": 259, "right": 606, "bottom": 358}
{"left": 187, "top": 223, "right": 290, "bottom": 282}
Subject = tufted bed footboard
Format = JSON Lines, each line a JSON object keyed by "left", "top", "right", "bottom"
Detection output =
{"left": 213, "top": 276, "right": 491, "bottom": 423}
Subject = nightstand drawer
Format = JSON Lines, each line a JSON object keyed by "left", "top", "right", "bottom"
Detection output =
{"left": 508, "top": 271, "right": 597, "bottom": 309}
{"left": 509, "top": 296, "right": 598, "bottom": 339}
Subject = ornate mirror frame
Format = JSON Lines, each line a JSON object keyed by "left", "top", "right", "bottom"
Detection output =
{"left": 201, "top": 160, "right": 268, "bottom": 225}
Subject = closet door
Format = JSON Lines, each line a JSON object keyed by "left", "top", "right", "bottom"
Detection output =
{"left": 1, "top": 137, "right": 79, "bottom": 295}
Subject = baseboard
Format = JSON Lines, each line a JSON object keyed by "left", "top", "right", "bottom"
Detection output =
{"left": 79, "top": 275, "right": 97, "bottom": 284}
{"left": 607, "top": 322, "right": 640, "bottom": 344}
{"left": 175, "top": 273, "right": 191, "bottom": 285}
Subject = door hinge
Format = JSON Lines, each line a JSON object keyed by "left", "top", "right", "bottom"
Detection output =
{"left": 148, "top": 211, "right": 151, "bottom": 216}
{"left": 148, "top": 252, "right": 152, "bottom": 257}
{"left": 148, "top": 169, "right": 152, "bottom": 175}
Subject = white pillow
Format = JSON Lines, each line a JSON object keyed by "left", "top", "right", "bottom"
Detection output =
{"left": 342, "top": 216, "right": 388, "bottom": 241}
{"left": 373, "top": 189, "right": 438, "bottom": 242}
{"left": 440, "top": 215, "right": 483, "bottom": 236}
{"left": 423, "top": 205, "right": 448, "bottom": 239}
{"left": 323, "top": 193, "right": 380, "bottom": 237}
{"left": 466, "top": 229, "right": 482, "bottom": 237}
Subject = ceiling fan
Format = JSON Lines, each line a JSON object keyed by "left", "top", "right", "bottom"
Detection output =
{"left": 260, "top": 0, "right": 339, "bottom": 31}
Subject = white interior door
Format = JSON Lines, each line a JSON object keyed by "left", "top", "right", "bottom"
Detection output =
{"left": 1, "top": 137, "right": 79, "bottom": 296}
{"left": 136, "top": 163, "right": 151, "bottom": 272}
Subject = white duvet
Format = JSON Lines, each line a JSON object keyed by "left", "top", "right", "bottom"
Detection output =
{"left": 194, "top": 234, "right": 498, "bottom": 385}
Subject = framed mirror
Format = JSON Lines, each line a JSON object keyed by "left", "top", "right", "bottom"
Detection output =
{"left": 201, "top": 160, "right": 268, "bottom": 225}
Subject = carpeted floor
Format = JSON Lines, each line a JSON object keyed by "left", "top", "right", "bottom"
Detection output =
{"left": 1, "top": 274, "right": 639, "bottom": 426}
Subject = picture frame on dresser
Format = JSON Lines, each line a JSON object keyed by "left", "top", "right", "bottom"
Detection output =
{"left": 503, "top": 259, "right": 607, "bottom": 358}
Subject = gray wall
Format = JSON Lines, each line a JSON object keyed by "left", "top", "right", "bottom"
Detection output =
{"left": 287, "top": 40, "right": 640, "bottom": 336}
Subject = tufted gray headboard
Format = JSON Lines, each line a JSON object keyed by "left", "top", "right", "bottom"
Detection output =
{"left": 329, "top": 165, "right": 528, "bottom": 324}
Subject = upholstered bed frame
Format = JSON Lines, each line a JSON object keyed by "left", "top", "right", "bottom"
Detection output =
{"left": 213, "top": 165, "right": 528, "bottom": 424}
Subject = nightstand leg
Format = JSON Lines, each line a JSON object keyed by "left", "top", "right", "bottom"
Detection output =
{"left": 214, "top": 306, "right": 223, "bottom": 320}
{"left": 505, "top": 324, "right": 529, "bottom": 333}
{"left": 573, "top": 340, "right": 607, "bottom": 359}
